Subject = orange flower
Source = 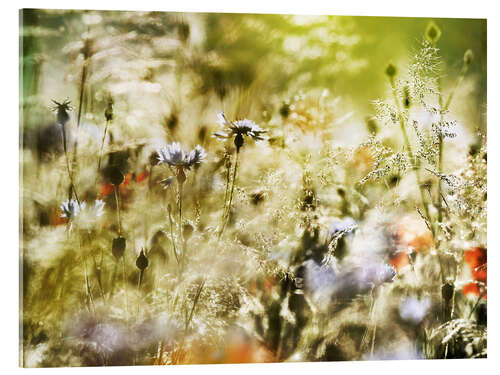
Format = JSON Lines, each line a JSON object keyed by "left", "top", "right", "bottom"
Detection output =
{"left": 389, "top": 251, "right": 410, "bottom": 271}
{"left": 463, "top": 247, "right": 487, "bottom": 299}
{"left": 392, "top": 214, "right": 434, "bottom": 254}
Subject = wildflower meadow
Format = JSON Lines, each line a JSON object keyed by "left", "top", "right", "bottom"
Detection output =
{"left": 20, "top": 10, "right": 487, "bottom": 366}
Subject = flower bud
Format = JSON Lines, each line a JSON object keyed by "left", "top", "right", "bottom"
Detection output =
{"left": 112, "top": 236, "right": 126, "bottom": 259}
{"left": 136, "top": 249, "right": 149, "bottom": 271}
{"left": 104, "top": 97, "right": 114, "bottom": 121}
{"left": 385, "top": 63, "right": 397, "bottom": 79}
{"left": 464, "top": 49, "right": 474, "bottom": 67}
{"left": 425, "top": 22, "right": 441, "bottom": 44}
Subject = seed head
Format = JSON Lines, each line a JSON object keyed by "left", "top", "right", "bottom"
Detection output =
{"left": 51, "top": 99, "right": 72, "bottom": 126}
{"left": 136, "top": 249, "right": 149, "bottom": 271}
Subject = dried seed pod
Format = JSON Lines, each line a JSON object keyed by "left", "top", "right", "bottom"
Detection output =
{"left": 112, "top": 236, "right": 126, "bottom": 259}
{"left": 136, "top": 249, "right": 149, "bottom": 271}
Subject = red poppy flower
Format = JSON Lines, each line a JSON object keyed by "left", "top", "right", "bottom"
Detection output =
{"left": 463, "top": 247, "right": 487, "bottom": 299}
{"left": 136, "top": 170, "right": 149, "bottom": 183}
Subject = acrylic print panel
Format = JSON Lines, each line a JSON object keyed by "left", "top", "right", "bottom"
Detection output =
{"left": 19, "top": 8, "right": 487, "bottom": 367}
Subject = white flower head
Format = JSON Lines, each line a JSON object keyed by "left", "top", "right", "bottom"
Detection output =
{"left": 213, "top": 112, "right": 268, "bottom": 142}
{"left": 157, "top": 143, "right": 206, "bottom": 171}
{"left": 60, "top": 199, "right": 84, "bottom": 220}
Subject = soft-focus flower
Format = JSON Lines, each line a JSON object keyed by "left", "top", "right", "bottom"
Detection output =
{"left": 390, "top": 214, "right": 434, "bottom": 254}
{"left": 463, "top": 247, "right": 487, "bottom": 299}
{"left": 304, "top": 259, "right": 395, "bottom": 303}
{"left": 328, "top": 217, "right": 357, "bottom": 242}
{"left": 389, "top": 251, "right": 410, "bottom": 271}
{"left": 399, "top": 296, "right": 431, "bottom": 325}
{"left": 213, "top": 112, "right": 267, "bottom": 151}
{"left": 60, "top": 199, "right": 84, "bottom": 220}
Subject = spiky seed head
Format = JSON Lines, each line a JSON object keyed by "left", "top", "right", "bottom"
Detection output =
{"left": 425, "top": 22, "right": 441, "bottom": 44}
{"left": 112, "top": 236, "right": 126, "bottom": 259}
{"left": 51, "top": 99, "right": 72, "bottom": 126}
{"left": 136, "top": 249, "right": 149, "bottom": 271}
{"left": 385, "top": 63, "right": 397, "bottom": 78}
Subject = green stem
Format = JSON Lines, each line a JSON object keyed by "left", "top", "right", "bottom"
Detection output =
{"left": 219, "top": 150, "right": 239, "bottom": 238}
